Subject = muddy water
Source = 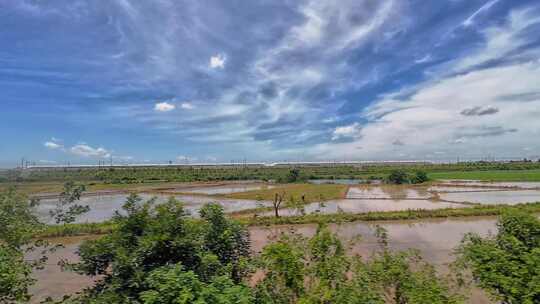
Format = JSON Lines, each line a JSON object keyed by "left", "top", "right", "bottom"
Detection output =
{"left": 28, "top": 235, "right": 100, "bottom": 304}
{"left": 440, "top": 190, "right": 540, "bottom": 204}
{"left": 250, "top": 217, "right": 499, "bottom": 304}
{"left": 36, "top": 193, "right": 271, "bottom": 224}
{"left": 347, "top": 185, "right": 432, "bottom": 199}
{"left": 262, "top": 199, "right": 469, "bottom": 216}
{"left": 34, "top": 217, "right": 498, "bottom": 303}
{"left": 179, "top": 184, "right": 275, "bottom": 195}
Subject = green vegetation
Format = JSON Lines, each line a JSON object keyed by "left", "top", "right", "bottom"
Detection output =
{"left": 56, "top": 195, "right": 463, "bottom": 304}
{"left": 0, "top": 188, "right": 43, "bottom": 303}
{"left": 456, "top": 211, "right": 540, "bottom": 303}
{"left": 225, "top": 183, "right": 348, "bottom": 202}
{"left": 385, "top": 170, "right": 429, "bottom": 184}
{"left": 3, "top": 163, "right": 540, "bottom": 196}
{"left": 254, "top": 225, "right": 463, "bottom": 304}
{"left": 428, "top": 169, "right": 540, "bottom": 181}
{"left": 4, "top": 161, "right": 540, "bottom": 185}
{"left": 237, "top": 202, "right": 540, "bottom": 226}
{"left": 2, "top": 187, "right": 540, "bottom": 303}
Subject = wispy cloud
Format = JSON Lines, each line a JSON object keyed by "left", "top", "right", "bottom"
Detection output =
{"left": 462, "top": 0, "right": 499, "bottom": 27}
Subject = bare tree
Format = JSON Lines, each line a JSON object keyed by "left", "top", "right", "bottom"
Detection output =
{"left": 272, "top": 192, "right": 285, "bottom": 218}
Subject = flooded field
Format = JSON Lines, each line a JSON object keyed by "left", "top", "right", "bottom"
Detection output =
{"left": 36, "top": 193, "right": 270, "bottom": 224}
{"left": 439, "top": 190, "right": 540, "bottom": 205}
{"left": 427, "top": 185, "right": 504, "bottom": 193}
{"left": 346, "top": 185, "right": 431, "bottom": 199}
{"left": 261, "top": 199, "right": 468, "bottom": 216}
{"left": 34, "top": 181, "right": 540, "bottom": 223}
{"left": 33, "top": 216, "right": 500, "bottom": 303}
{"left": 439, "top": 180, "right": 540, "bottom": 189}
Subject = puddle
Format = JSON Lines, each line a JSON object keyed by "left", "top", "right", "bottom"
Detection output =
{"left": 439, "top": 190, "right": 540, "bottom": 205}
{"left": 347, "top": 185, "right": 431, "bottom": 199}
{"left": 36, "top": 193, "right": 271, "bottom": 224}
{"left": 260, "top": 199, "right": 468, "bottom": 217}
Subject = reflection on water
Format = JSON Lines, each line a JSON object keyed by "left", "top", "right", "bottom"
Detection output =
{"left": 347, "top": 185, "right": 431, "bottom": 199}
{"left": 33, "top": 217, "right": 499, "bottom": 303}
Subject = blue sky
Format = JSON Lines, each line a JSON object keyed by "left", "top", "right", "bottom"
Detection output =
{"left": 1, "top": 0, "right": 540, "bottom": 167}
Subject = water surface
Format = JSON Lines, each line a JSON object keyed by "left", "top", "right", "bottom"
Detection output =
{"left": 36, "top": 193, "right": 270, "bottom": 224}
{"left": 439, "top": 190, "right": 540, "bottom": 204}
{"left": 261, "top": 199, "right": 468, "bottom": 216}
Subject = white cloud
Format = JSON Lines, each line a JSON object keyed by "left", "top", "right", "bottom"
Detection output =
{"left": 70, "top": 144, "right": 111, "bottom": 158}
{"left": 332, "top": 123, "right": 361, "bottom": 140}
{"left": 455, "top": 8, "right": 540, "bottom": 72}
{"left": 315, "top": 61, "right": 540, "bottom": 160}
{"left": 154, "top": 102, "right": 175, "bottom": 112}
{"left": 209, "top": 54, "right": 226, "bottom": 69}
{"left": 44, "top": 141, "right": 62, "bottom": 149}
{"left": 180, "top": 102, "right": 194, "bottom": 110}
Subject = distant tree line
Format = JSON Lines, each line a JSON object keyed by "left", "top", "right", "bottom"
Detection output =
{"left": 4, "top": 161, "right": 540, "bottom": 184}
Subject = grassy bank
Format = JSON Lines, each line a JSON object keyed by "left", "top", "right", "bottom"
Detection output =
{"left": 428, "top": 169, "right": 540, "bottom": 181}
{"left": 224, "top": 183, "right": 348, "bottom": 202}
{"left": 37, "top": 222, "right": 117, "bottom": 238}
{"left": 239, "top": 202, "right": 540, "bottom": 226}
{"left": 37, "top": 202, "right": 540, "bottom": 237}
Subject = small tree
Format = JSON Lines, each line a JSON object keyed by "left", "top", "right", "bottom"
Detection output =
{"left": 411, "top": 171, "right": 429, "bottom": 184}
{"left": 50, "top": 181, "right": 89, "bottom": 224}
{"left": 272, "top": 192, "right": 285, "bottom": 218}
{"left": 385, "top": 170, "right": 409, "bottom": 184}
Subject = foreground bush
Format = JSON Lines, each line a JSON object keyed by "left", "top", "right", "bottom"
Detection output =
{"left": 456, "top": 210, "right": 540, "bottom": 304}
{"left": 61, "top": 194, "right": 463, "bottom": 303}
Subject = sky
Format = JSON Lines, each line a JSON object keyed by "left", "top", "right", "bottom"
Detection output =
{"left": 1, "top": 0, "right": 540, "bottom": 167}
